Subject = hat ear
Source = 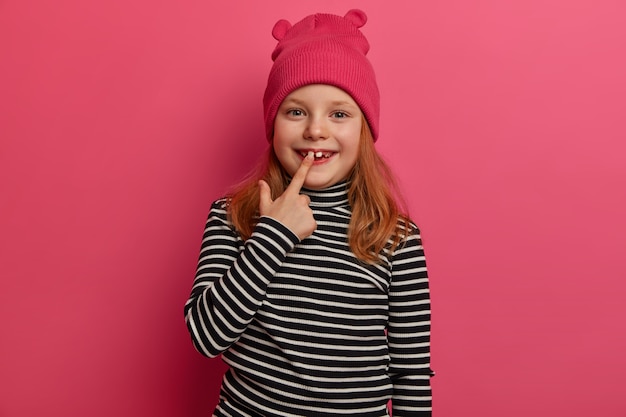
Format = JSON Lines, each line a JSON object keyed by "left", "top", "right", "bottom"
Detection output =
{"left": 344, "top": 9, "right": 367, "bottom": 28}
{"left": 272, "top": 19, "right": 292, "bottom": 40}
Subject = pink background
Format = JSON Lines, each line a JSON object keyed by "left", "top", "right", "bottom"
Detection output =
{"left": 1, "top": 0, "right": 625, "bottom": 416}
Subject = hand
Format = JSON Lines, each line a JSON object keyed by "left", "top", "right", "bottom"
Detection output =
{"left": 258, "top": 152, "right": 317, "bottom": 241}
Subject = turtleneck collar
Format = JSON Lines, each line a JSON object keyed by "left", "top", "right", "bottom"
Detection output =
{"left": 299, "top": 181, "right": 350, "bottom": 208}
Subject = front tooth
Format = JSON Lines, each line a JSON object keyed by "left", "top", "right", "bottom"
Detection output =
{"left": 315, "top": 151, "right": 323, "bottom": 158}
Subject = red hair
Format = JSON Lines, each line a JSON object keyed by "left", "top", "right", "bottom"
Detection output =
{"left": 227, "top": 116, "right": 411, "bottom": 264}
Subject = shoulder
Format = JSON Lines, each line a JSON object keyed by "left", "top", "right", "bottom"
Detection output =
{"left": 378, "top": 216, "right": 425, "bottom": 264}
{"left": 391, "top": 220, "right": 427, "bottom": 267}
{"left": 210, "top": 197, "right": 230, "bottom": 212}
{"left": 396, "top": 215, "right": 423, "bottom": 245}
{"left": 206, "top": 197, "right": 233, "bottom": 225}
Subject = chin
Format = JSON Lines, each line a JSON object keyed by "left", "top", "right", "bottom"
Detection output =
{"left": 304, "top": 178, "right": 337, "bottom": 190}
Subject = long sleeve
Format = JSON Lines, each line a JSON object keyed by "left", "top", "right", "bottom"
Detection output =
{"left": 388, "top": 227, "right": 434, "bottom": 416}
{"left": 185, "top": 184, "right": 434, "bottom": 416}
{"left": 184, "top": 199, "right": 300, "bottom": 358}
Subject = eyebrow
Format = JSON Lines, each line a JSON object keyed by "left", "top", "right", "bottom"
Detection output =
{"left": 329, "top": 100, "right": 357, "bottom": 107}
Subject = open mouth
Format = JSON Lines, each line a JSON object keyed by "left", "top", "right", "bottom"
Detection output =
{"left": 299, "top": 151, "right": 334, "bottom": 160}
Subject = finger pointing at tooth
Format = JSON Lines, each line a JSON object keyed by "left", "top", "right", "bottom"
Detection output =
{"left": 258, "top": 152, "right": 317, "bottom": 240}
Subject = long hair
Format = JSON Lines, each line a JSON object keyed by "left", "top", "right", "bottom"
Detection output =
{"left": 227, "top": 116, "right": 411, "bottom": 264}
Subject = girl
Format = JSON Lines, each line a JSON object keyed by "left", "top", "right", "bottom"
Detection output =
{"left": 185, "top": 9, "right": 433, "bottom": 416}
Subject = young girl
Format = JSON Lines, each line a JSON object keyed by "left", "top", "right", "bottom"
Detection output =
{"left": 185, "top": 9, "right": 433, "bottom": 416}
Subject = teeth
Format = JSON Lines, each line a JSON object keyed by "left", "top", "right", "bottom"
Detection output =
{"left": 301, "top": 151, "right": 332, "bottom": 158}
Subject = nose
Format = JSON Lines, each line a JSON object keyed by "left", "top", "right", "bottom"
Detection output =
{"left": 304, "top": 116, "right": 329, "bottom": 141}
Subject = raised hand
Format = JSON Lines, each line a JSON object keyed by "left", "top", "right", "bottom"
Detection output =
{"left": 258, "top": 152, "right": 317, "bottom": 241}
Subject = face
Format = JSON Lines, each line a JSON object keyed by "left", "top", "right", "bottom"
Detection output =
{"left": 273, "top": 84, "right": 363, "bottom": 190}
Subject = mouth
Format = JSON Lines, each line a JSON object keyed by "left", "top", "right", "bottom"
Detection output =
{"left": 299, "top": 150, "right": 335, "bottom": 161}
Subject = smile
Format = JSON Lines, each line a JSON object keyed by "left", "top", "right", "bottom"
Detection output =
{"left": 299, "top": 150, "right": 335, "bottom": 160}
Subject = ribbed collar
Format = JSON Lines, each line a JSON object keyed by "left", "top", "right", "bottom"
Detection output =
{"left": 299, "top": 181, "right": 350, "bottom": 208}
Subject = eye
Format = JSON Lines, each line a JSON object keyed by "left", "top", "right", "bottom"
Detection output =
{"left": 287, "top": 109, "right": 304, "bottom": 117}
{"left": 332, "top": 111, "right": 348, "bottom": 118}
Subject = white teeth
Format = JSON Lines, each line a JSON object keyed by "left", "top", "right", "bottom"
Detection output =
{"left": 301, "top": 151, "right": 332, "bottom": 158}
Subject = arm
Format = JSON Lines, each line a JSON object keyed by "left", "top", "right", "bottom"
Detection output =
{"left": 183, "top": 200, "right": 299, "bottom": 358}
{"left": 389, "top": 227, "right": 434, "bottom": 416}
{"left": 185, "top": 155, "right": 316, "bottom": 358}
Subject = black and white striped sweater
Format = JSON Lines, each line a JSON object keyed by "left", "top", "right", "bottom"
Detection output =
{"left": 185, "top": 182, "right": 433, "bottom": 416}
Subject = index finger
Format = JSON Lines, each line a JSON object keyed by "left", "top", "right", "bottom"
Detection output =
{"left": 285, "top": 151, "right": 313, "bottom": 195}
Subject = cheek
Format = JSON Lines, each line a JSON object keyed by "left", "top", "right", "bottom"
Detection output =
{"left": 272, "top": 127, "right": 289, "bottom": 152}
{"left": 345, "top": 147, "right": 360, "bottom": 172}
{"left": 272, "top": 140, "right": 297, "bottom": 175}
{"left": 272, "top": 126, "right": 294, "bottom": 152}
{"left": 343, "top": 130, "right": 362, "bottom": 163}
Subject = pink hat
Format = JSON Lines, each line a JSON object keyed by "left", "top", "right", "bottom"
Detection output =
{"left": 263, "top": 9, "right": 380, "bottom": 141}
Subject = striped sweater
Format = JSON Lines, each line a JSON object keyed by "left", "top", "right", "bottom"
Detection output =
{"left": 184, "top": 181, "right": 433, "bottom": 416}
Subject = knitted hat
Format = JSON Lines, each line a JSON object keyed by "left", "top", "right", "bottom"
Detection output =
{"left": 263, "top": 9, "right": 380, "bottom": 141}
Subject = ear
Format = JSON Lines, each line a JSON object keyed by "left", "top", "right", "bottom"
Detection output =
{"left": 344, "top": 9, "right": 367, "bottom": 28}
{"left": 272, "top": 19, "right": 292, "bottom": 40}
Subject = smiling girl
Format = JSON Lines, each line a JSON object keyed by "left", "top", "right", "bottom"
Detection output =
{"left": 185, "top": 9, "right": 433, "bottom": 416}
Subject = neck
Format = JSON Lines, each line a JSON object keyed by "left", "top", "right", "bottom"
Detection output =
{"left": 299, "top": 181, "right": 350, "bottom": 208}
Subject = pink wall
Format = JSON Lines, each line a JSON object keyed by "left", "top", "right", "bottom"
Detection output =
{"left": 1, "top": 1, "right": 625, "bottom": 416}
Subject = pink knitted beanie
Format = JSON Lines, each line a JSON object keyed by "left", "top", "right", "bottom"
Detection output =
{"left": 263, "top": 9, "right": 380, "bottom": 141}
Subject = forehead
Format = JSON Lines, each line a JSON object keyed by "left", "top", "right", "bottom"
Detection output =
{"left": 281, "top": 84, "right": 359, "bottom": 107}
